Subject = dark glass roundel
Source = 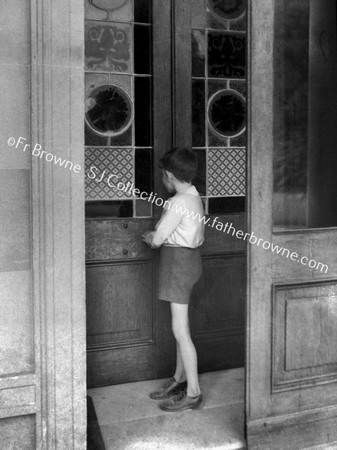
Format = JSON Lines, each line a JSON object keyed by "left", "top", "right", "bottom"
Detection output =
{"left": 85, "top": 85, "right": 133, "bottom": 137}
{"left": 208, "top": 89, "right": 245, "bottom": 138}
{"left": 208, "top": 0, "right": 246, "bottom": 21}
{"left": 89, "top": 0, "right": 129, "bottom": 12}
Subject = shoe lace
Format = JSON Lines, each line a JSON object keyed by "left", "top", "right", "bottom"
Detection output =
{"left": 162, "top": 377, "right": 176, "bottom": 389}
{"left": 173, "top": 390, "right": 186, "bottom": 401}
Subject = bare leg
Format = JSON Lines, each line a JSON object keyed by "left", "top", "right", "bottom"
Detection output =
{"left": 173, "top": 343, "right": 186, "bottom": 383}
{"left": 170, "top": 303, "right": 201, "bottom": 397}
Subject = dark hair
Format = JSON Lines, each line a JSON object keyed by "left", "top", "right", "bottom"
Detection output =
{"left": 159, "top": 147, "right": 198, "bottom": 183}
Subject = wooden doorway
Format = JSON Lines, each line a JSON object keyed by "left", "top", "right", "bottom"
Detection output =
{"left": 247, "top": 0, "right": 337, "bottom": 448}
{"left": 85, "top": 0, "right": 247, "bottom": 388}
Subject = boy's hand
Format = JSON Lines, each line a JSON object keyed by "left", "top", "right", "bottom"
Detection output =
{"left": 142, "top": 231, "right": 155, "bottom": 247}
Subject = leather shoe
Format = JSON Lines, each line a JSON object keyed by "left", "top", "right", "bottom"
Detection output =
{"left": 149, "top": 377, "right": 187, "bottom": 400}
{"left": 159, "top": 391, "right": 204, "bottom": 412}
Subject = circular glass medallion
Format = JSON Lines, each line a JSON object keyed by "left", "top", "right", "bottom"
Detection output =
{"left": 208, "top": 89, "right": 246, "bottom": 138}
{"left": 208, "top": 0, "right": 246, "bottom": 21}
{"left": 89, "top": 0, "right": 129, "bottom": 12}
{"left": 85, "top": 85, "right": 133, "bottom": 137}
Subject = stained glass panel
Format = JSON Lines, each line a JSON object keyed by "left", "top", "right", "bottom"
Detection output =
{"left": 208, "top": 127, "right": 227, "bottom": 147}
{"left": 207, "top": 0, "right": 247, "bottom": 21}
{"left": 208, "top": 32, "right": 246, "bottom": 78}
{"left": 135, "top": 76, "right": 152, "bottom": 146}
{"left": 85, "top": 123, "right": 108, "bottom": 147}
{"left": 85, "top": 201, "right": 133, "bottom": 218}
{"left": 208, "top": 89, "right": 246, "bottom": 138}
{"left": 229, "top": 79, "right": 246, "bottom": 96}
{"left": 208, "top": 148, "right": 245, "bottom": 196}
{"left": 193, "top": 149, "right": 206, "bottom": 196}
{"left": 192, "top": 80, "right": 206, "bottom": 147}
{"left": 229, "top": 16, "right": 247, "bottom": 31}
{"left": 85, "top": 147, "right": 134, "bottom": 201}
{"left": 109, "top": 126, "right": 132, "bottom": 146}
{"left": 134, "top": 25, "right": 152, "bottom": 74}
{"left": 85, "top": 21, "right": 132, "bottom": 73}
{"left": 208, "top": 80, "right": 228, "bottom": 98}
{"left": 134, "top": 0, "right": 151, "bottom": 24}
{"left": 208, "top": 197, "right": 245, "bottom": 214}
{"left": 85, "top": 85, "right": 133, "bottom": 137}
{"left": 192, "top": 0, "right": 206, "bottom": 28}
{"left": 85, "top": 0, "right": 109, "bottom": 21}
{"left": 230, "top": 131, "right": 246, "bottom": 147}
{"left": 85, "top": 1, "right": 154, "bottom": 217}
{"left": 135, "top": 148, "right": 152, "bottom": 195}
{"left": 192, "top": 30, "right": 205, "bottom": 77}
{"left": 85, "top": 0, "right": 133, "bottom": 22}
{"left": 85, "top": 73, "right": 109, "bottom": 96}
{"left": 191, "top": 0, "right": 247, "bottom": 214}
{"left": 108, "top": 73, "right": 133, "bottom": 97}
{"left": 207, "top": 11, "right": 229, "bottom": 31}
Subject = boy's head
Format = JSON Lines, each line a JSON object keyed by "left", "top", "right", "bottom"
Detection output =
{"left": 159, "top": 147, "right": 198, "bottom": 183}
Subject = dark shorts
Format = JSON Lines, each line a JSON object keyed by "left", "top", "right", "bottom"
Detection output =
{"left": 158, "top": 246, "right": 203, "bottom": 304}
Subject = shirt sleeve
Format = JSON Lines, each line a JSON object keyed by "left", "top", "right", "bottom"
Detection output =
{"left": 151, "top": 195, "right": 185, "bottom": 247}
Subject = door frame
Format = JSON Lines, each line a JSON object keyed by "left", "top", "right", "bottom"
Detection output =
{"left": 35, "top": 0, "right": 249, "bottom": 447}
{"left": 246, "top": 0, "right": 274, "bottom": 426}
{"left": 35, "top": 0, "right": 337, "bottom": 448}
{"left": 34, "top": 0, "right": 248, "bottom": 446}
{"left": 31, "top": 0, "right": 87, "bottom": 447}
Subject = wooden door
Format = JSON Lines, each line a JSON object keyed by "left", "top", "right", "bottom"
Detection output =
{"left": 247, "top": 1, "right": 337, "bottom": 448}
{"left": 85, "top": 0, "right": 248, "bottom": 387}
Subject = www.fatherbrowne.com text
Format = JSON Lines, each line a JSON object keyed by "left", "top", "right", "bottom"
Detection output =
{"left": 7, "top": 136, "right": 329, "bottom": 274}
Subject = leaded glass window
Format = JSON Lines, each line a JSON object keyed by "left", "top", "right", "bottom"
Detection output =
{"left": 192, "top": 0, "right": 247, "bottom": 214}
{"left": 84, "top": 0, "right": 153, "bottom": 218}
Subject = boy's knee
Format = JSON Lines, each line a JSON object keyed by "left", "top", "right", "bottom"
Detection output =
{"left": 171, "top": 322, "right": 179, "bottom": 340}
{"left": 172, "top": 322, "right": 188, "bottom": 342}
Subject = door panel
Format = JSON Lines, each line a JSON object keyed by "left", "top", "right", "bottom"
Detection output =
{"left": 272, "top": 281, "right": 337, "bottom": 391}
{"left": 191, "top": 253, "right": 246, "bottom": 372}
{"left": 86, "top": 262, "right": 153, "bottom": 347}
{"left": 85, "top": 219, "right": 152, "bottom": 260}
{"left": 86, "top": 0, "right": 248, "bottom": 387}
{"left": 247, "top": 1, "right": 337, "bottom": 448}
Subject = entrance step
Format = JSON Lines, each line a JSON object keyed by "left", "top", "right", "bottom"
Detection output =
{"left": 88, "top": 368, "right": 246, "bottom": 450}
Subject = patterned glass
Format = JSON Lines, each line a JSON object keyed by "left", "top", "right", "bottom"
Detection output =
{"left": 191, "top": 0, "right": 247, "bottom": 214}
{"left": 208, "top": 148, "right": 245, "bottom": 196}
{"left": 84, "top": 0, "right": 153, "bottom": 218}
{"left": 85, "top": 22, "right": 132, "bottom": 73}
{"left": 208, "top": 90, "right": 246, "bottom": 138}
{"left": 207, "top": 0, "right": 247, "bottom": 21}
{"left": 85, "top": 0, "right": 133, "bottom": 22}
{"left": 85, "top": 85, "right": 133, "bottom": 136}
{"left": 208, "top": 32, "right": 246, "bottom": 78}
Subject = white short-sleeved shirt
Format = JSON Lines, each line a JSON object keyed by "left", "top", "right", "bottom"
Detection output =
{"left": 151, "top": 185, "right": 205, "bottom": 248}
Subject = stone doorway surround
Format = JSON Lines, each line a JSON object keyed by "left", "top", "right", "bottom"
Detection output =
{"left": 31, "top": 0, "right": 86, "bottom": 447}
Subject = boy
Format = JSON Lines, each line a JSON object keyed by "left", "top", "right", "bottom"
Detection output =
{"left": 142, "top": 147, "right": 204, "bottom": 412}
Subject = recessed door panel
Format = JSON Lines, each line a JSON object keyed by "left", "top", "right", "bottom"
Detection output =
{"left": 86, "top": 262, "right": 153, "bottom": 348}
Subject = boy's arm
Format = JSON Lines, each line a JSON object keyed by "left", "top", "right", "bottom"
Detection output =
{"left": 143, "top": 197, "right": 184, "bottom": 248}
